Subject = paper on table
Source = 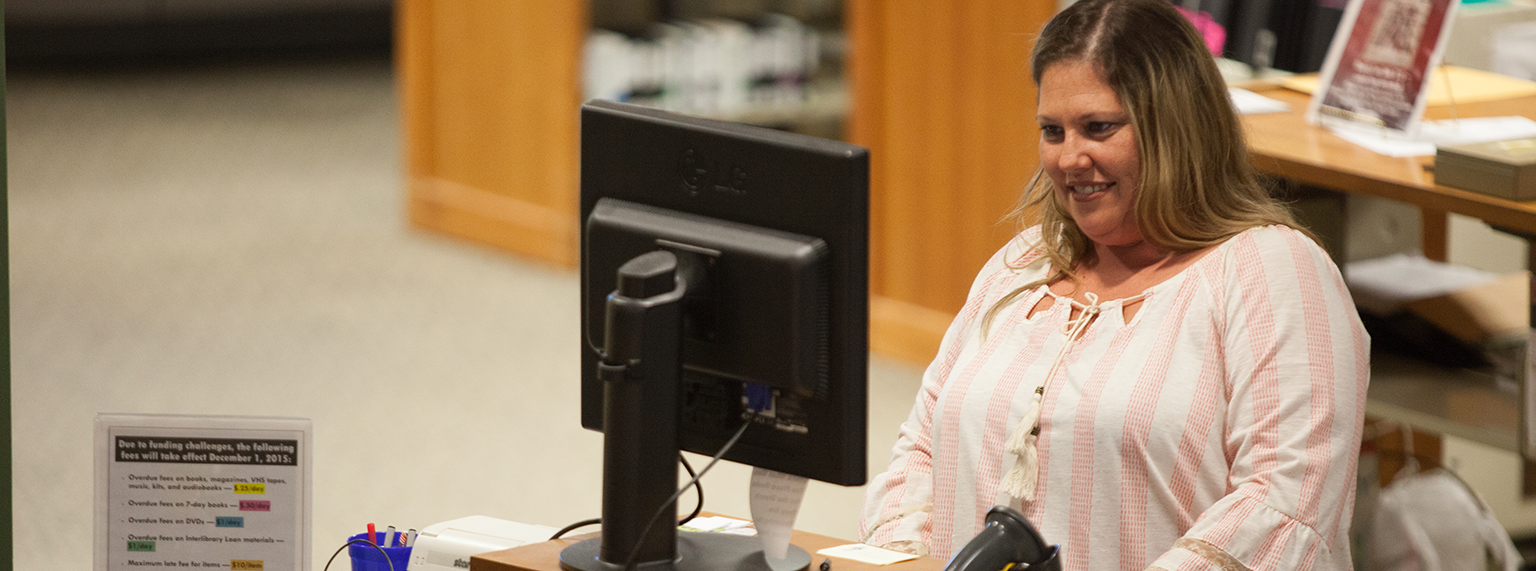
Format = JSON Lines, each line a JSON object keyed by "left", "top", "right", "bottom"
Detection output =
{"left": 1328, "top": 116, "right": 1536, "bottom": 157}
{"left": 750, "top": 467, "right": 808, "bottom": 570}
{"left": 1282, "top": 66, "right": 1536, "bottom": 106}
{"left": 1328, "top": 127, "right": 1437, "bottom": 157}
{"left": 1229, "top": 87, "right": 1292, "bottom": 114}
{"left": 681, "top": 516, "right": 753, "bottom": 533}
{"left": 1402, "top": 271, "right": 1530, "bottom": 343}
{"left": 816, "top": 543, "right": 921, "bottom": 566}
{"left": 1344, "top": 252, "right": 1500, "bottom": 315}
{"left": 1422, "top": 116, "right": 1536, "bottom": 147}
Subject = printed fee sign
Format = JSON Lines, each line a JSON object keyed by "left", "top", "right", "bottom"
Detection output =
{"left": 1307, "top": 0, "right": 1461, "bottom": 137}
{"left": 95, "top": 414, "right": 312, "bottom": 571}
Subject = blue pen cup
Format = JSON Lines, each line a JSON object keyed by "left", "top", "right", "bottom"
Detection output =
{"left": 348, "top": 532, "right": 412, "bottom": 571}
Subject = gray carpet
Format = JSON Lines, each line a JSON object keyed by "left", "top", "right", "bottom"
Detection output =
{"left": 6, "top": 55, "right": 925, "bottom": 570}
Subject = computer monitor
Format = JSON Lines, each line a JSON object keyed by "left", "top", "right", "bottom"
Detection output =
{"left": 568, "top": 100, "right": 868, "bottom": 571}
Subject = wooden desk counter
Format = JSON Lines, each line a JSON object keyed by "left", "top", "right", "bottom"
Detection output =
{"left": 472, "top": 529, "right": 945, "bottom": 571}
{"left": 1242, "top": 86, "right": 1536, "bottom": 237}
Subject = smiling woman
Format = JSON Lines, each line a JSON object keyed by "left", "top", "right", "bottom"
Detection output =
{"left": 1036, "top": 60, "right": 1143, "bottom": 252}
{"left": 859, "top": 0, "right": 1371, "bottom": 569}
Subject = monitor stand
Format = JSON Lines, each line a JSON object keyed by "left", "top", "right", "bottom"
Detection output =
{"left": 559, "top": 251, "right": 809, "bottom": 571}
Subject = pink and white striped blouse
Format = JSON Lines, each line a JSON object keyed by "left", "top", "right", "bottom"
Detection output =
{"left": 860, "top": 225, "right": 1370, "bottom": 571}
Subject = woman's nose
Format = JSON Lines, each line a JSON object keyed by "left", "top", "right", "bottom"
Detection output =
{"left": 1057, "top": 136, "right": 1091, "bottom": 171}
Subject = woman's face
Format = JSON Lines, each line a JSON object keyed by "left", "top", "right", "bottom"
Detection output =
{"left": 1037, "top": 60, "right": 1142, "bottom": 247}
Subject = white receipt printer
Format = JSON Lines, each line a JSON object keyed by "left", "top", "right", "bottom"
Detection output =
{"left": 407, "top": 515, "right": 559, "bottom": 571}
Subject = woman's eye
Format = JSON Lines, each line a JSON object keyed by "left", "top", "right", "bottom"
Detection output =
{"left": 1087, "top": 122, "right": 1118, "bottom": 135}
{"left": 1040, "top": 125, "right": 1064, "bottom": 140}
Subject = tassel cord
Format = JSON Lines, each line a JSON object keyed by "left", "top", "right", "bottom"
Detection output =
{"left": 1001, "top": 290, "right": 1143, "bottom": 501}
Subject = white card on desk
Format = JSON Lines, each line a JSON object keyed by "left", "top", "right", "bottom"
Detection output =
{"left": 1229, "top": 87, "right": 1292, "bottom": 115}
{"left": 816, "top": 543, "right": 921, "bottom": 566}
{"left": 682, "top": 516, "right": 752, "bottom": 532}
{"left": 1329, "top": 116, "right": 1536, "bottom": 157}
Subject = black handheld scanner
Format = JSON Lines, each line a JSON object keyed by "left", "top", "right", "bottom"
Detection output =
{"left": 943, "top": 506, "right": 1061, "bottom": 571}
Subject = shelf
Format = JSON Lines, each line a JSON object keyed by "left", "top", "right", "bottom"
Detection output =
{"left": 704, "top": 80, "right": 849, "bottom": 129}
{"left": 1367, "top": 351, "right": 1521, "bottom": 452}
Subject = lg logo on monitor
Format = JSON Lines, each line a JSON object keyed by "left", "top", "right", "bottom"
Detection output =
{"left": 679, "top": 148, "right": 748, "bottom": 197}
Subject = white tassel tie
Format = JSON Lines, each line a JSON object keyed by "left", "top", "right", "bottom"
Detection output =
{"left": 1001, "top": 291, "right": 1108, "bottom": 501}
{"left": 1001, "top": 387, "right": 1046, "bottom": 500}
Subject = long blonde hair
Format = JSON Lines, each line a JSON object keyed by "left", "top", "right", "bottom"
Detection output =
{"left": 983, "top": 0, "right": 1308, "bottom": 331}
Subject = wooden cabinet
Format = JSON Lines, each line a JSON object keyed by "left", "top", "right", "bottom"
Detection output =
{"left": 400, "top": 1, "right": 587, "bottom": 267}
{"left": 398, "top": 0, "right": 1055, "bottom": 364}
{"left": 849, "top": 1, "right": 1054, "bottom": 362}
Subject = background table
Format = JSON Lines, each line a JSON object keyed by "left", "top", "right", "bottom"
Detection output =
{"left": 1240, "top": 84, "right": 1536, "bottom": 462}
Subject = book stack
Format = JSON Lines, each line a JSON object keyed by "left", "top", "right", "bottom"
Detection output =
{"left": 1435, "top": 137, "right": 1536, "bottom": 200}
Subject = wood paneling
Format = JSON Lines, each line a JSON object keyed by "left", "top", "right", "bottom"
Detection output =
{"left": 398, "top": 0, "right": 1056, "bottom": 364}
{"left": 399, "top": 0, "right": 586, "bottom": 266}
{"left": 850, "top": 0, "right": 1055, "bottom": 364}
{"left": 869, "top": 295, "right": 960, "bottom": 367}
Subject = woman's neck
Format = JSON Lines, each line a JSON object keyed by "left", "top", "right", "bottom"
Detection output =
{"left": 1049, "top": 238, "right": 1216, "bottom": 305}
{"left": 1089, "top": 239, "right": 1178, "bottom": 279}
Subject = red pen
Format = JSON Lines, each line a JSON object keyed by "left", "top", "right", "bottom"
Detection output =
{"left": 367, "top": 523, "right": 376, "bottom": 545}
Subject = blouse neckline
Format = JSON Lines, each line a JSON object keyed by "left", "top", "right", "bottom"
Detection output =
{"left": 1028, "top": 227, "right": 1245, "bottom": 306}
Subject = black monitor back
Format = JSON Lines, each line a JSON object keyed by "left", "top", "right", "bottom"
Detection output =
{"left": 579, "top": 100, "right": 869, "bottom": 486}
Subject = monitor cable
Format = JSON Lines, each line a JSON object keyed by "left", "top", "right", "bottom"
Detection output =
{"left": 547, "top": 441, "right": 715, "bottom": 541}
{"left": 679, "top": 454, "right": 705, "bottom": 525}
{"left": 618, "top": 417, "right": 752, "bottom": 571}
{"left": 549, "top": 517, "right": 603, "bottom": 541}
{"left": 321, "top": 538, "right": 397, "bottom": 571}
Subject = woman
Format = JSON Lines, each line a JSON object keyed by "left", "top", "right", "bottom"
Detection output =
{"left": 859, "top": 0, "right": 1370, "bottom": 569}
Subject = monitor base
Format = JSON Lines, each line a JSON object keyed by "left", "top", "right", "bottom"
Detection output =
{"left": 558, "top": 531, "right": 810, "bottom": 571}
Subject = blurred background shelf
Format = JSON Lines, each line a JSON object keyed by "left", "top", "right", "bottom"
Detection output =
{"left": 1368, "top": 351, "right": 1521, "bottom": 453}
{"left": 398, "top": 0, "right": 1055, "bottom": 366}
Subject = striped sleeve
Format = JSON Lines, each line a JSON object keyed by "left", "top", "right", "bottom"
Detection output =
{"left": 860, "top": 232, "right": 1044, "bottom": 550}
{"left": 1149, "top": 226, "right": 1370, "bottom": 571}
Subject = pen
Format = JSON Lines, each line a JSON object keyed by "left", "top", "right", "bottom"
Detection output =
{"left": 367, "top": 523, "right": 376, "bottom": 546}
{"left": 405, "top": 529, "right": 419, "bottom": 548}
{"left": 386, "top": 525, "right": 397, "bottom": 547}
